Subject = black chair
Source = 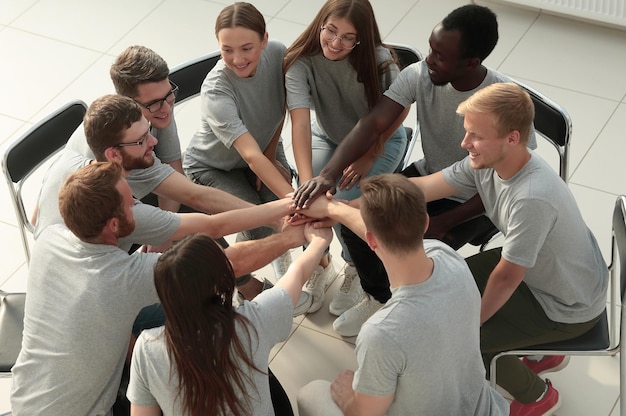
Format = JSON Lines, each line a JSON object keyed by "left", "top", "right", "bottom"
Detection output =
{"left": 168, "top": 50, "right": 221, "bottom": 105}
{"left": 388, "top": 42, "right": 423, "bottom": 173}
{"left": 1, "top": 99, "right": 88, "bottom": 263}
{"left": 490, "top": 195, "right": 626, "bottom": 415}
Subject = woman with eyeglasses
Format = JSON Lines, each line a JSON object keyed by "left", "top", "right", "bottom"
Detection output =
{"left": 127, "top": 224, "right": 332, "bottom": 415}
{"left": 183, "top": 2, "right": 299, "bottom": 295}
{"left": 283, "top": 0, "right": 408, "bottom": 328}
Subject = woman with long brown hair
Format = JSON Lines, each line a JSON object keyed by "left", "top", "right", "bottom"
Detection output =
{"left": 126, "top": 222, "right": 332, "bottom": 415}
{"left": 283, "top": 0, "right": 408, "bottom": 333}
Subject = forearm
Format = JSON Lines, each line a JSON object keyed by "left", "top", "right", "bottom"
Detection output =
{"left": 328, "top": 201, "right": 366, "bottom": 240}
{"left": 319, "top": 118, "right": 379, "bottom": 182}
{"left": 190, "top": 185, "right": 253, "bottom": 213}
{"left": 480, "top": 263, "right": 525, "bottom": 324}
{"left": 248, "top": 155, "right": 294, "bottom": 198}
{"left": 159, "top": 160, "right": 184, "bottom": 212}
{"left": 225, "top": 232, "right": 300, "bottom": 277}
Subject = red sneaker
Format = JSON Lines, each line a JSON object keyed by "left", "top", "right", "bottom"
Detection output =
{"left": 510, "top": 379, "right": 562, "bottom": 416}
{"left": 522, "top": 355, "right": 570, "bottom": 375}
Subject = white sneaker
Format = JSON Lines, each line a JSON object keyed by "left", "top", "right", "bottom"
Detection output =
{"left": 332, "top": 294, "right": 384, "bottom": 337}
{"left": 271, "top": 251, "right": 292, "bottom": 280}
{"left": 303, "top": 262, "right": 337, "bottom": 313}
{"left": 293, "top": 291, "right": 312, "bottom": 317}
{"left": 329, "top": 265, "right": 363, "bottom": 316}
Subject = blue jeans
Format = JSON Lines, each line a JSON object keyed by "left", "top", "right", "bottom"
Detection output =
{"left": 310, "top": 125, "right": 407, "bottom": 263}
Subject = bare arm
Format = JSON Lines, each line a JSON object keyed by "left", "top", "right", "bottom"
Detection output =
{"left": 274, "top": 223, "right": 332, "bottom": 307}
{"left": 290, "top": 108, "right": 314, "bottom": 182}
{"left": 293, "top": 97, "right": 406, "bottom": 208}
{"left": 156, "top": 159, "right": 184, "bottom": 212}
{"left": 408, "top": 172, "right": 459, "bottom": 203}
{"left": 331, "top": 370, "right": 394, "bottom": 416}
{"left": 130, "top": 404, "right": 161, "bottom": 416}
{"left": 153, "top": 171, "right": 252, "bottom": 214}
{"left": 233, "top": 133, "right": 294, "bottom": 198}
{"left": 170, "top": 198, "right": 293, "bottom": 242}
{"left": 300, "top": 196, "right": 367, "bottom": 241}
{"left": 480, "top": 258, "right": 526, "bottom": 325}
{"left": 224, "top": 220, "right": 306, "bottom": 278}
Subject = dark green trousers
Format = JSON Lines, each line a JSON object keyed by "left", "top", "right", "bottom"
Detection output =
{"left": 466, "top": 248, "right": 600, "bottom": 403}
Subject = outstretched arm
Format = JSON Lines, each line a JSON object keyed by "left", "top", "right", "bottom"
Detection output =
{"left": 274, "top": 223, "right": 332, "bottom": 307}
{"left": 224, "top": 219, "right": 307, "bottom": 278}
{"left": 170, "top": 198, "right": 294, "bottom": 242}
{"left": 154, "top": 171, "right": 253, "bottom": 214}
{"left": 293, "top": 97, "right": 406, "bottom": 208}
{"left": 331, "top": 370, "right": 394, "bottom": 416}
{"left": 233, "top": 132, "right": 294, "bottom": 198}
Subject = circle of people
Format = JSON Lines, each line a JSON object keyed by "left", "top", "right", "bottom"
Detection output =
{"left": 10, "top": 1, "right": 607, "bottom": 416}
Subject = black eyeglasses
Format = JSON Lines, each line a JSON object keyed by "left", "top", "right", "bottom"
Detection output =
{"left": 114, "top": 123, "right": 152, "bottom": 148}
{"left": 135, "top": 81, "right": 178, "bottom": 113}
{"left": 320, "top": 26, "right": 360, "bottom": 50}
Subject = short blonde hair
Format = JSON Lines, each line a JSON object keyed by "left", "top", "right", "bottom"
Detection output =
{"left": 457, "top": 82, "right": 534, "bottom": 144}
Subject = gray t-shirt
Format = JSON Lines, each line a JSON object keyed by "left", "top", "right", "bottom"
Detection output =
{"left": 33, "top": 150, "right": 180, "bottom": 252}
{"left": 285, "top": 45, "right": 398, "bottom": 145}
{"left": 443, "top": 153, "right": 608, "bottom": 323}
{"left": 65, "top": 120, "right": 177, "bottom": 199}
{"left": 184, "top": 40, "right": 287, "bottom": 173}
{"left": 385, "top": 61, "right": 537, "bottom": 176}
{"left": 11, "top": 224, "right": 161, "bottom": 416}
{"left": 354, "top": 240, "right": 508, "bottom": 416}
{"left": 126, "top": 287, "right": 293, "bottom": 416}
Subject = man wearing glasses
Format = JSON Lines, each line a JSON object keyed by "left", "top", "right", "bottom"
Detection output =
{"left": 58, "top": 46, "right": 268, "bottom": 299}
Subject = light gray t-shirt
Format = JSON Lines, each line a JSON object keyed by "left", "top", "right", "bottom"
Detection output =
{"left": 65, "top": 120, "right": 177, "bottom": 199}
{"left": 183, "top": 40, "right": 287, "bottom": 173}
{"left": 285, "top": 45, "right": 398, "bottom": 145}
{"left": 443, "top": 153, "right": 608, "bottom": 323}
{"left": 354, "top": 240, "right": 508, "bottom": 416}
{"left": 33, "top": 150, "right": 180, "bottom": 252}
{"left": 127, "top": 287, "right": 293, "bottom": 416}
{"left": 385, "top": 61, "right": 537, "bottom": 176}
{"left": 11, "top": 224, "right": 161, "bottom": 416}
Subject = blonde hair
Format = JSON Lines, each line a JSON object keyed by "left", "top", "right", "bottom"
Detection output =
{"left": 457, "top": 82, "right": 534, "bottom": 144}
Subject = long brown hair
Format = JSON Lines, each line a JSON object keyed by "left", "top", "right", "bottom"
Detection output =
{"left": 154, "top": 234, "right": 261, "bottom": 415}
{"left": 283, "top": 0, "right": 396, "bottom": 109}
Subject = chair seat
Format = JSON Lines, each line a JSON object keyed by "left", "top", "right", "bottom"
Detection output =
{"left": 517, "top": 310, "right": 609, "bottom": 352}
{"left": 0, "top": 292, "right": 26, "bottom": 372}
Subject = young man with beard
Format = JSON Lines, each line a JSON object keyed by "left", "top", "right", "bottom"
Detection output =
{"left": 35, "top": 94, "right": 278, "bottom": 300}
{"left": 292, "top": 4, "right": 537, "bottom": 336}
{"left": 11, "top": 162, "right": 307, "bottom": 416}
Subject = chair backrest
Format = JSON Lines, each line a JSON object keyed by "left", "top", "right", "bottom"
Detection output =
{"left": 168, "top": 50, "right": 222, "bottom": 105}
{"left": 387, "top": 43, "right": 423, "bottom": 172}
{"left": 389, "top": 42, "right": 423, "bottom": 69}
{"left": 514, "top": 80, "right": 572, "bottom": 182}
{"left": 1, "top": 100, "right": 87, "bottom": 263}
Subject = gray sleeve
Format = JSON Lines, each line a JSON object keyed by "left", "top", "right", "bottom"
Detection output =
{"left": 125, "top": 156, "right": 176, "bottom": 199}
{"left": 383, "top": 63, "right": 419, "bottom": 108}
{"left": 285, "top": 59, "right": 312, "bottom": 111}
{"left": 240, "top": 287, "right": 293, "bottom": 346}
{"left": 501, "top": 198, "right": 556, "bottom": 268}
{"left": 127, "top": 335, "right": 159, "bottom": 407}
{"left": 65, "top": 126, "right": 96, "bottom": 159}
{"left": 203, "top": 78, "right": 248, "bottom": 149}
{"left": 118, "top": 201, "right": 181, "bottom": 250}
{"left": 353, "top": 324, "right": 403, "bottom": 397}
{"left": 152, "top": 116, "right": 181, "bottom": 163}
{"left": 441, "top": 157, "right": 477, "bottom": 195}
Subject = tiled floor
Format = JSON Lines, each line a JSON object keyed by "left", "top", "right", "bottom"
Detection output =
{"left": 1, "top": 0, "right": 625, "bottom": 414}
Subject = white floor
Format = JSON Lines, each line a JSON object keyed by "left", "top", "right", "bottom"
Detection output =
{"left": 1, "top": 0, "right": 625, "bottom": 414}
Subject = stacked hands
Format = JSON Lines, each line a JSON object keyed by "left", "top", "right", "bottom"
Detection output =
{"left": 288, "top": 176, "right": 342, "bottom": 229}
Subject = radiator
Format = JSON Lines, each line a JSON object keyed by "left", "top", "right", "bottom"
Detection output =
{"left": 495, "top": 0, "right": 626, "bottom": 28}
